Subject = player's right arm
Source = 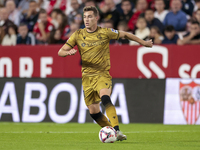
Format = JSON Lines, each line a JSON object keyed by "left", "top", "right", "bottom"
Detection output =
{"left": 58, "top": 44, "right": 77, "bottom": 57}
{"left": 58, "top": 31, "right": 77, "bottom": 57}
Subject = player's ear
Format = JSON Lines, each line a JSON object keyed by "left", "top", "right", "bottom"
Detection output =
{"left": 96, "top": 15, "right": 99, "bottom": 21}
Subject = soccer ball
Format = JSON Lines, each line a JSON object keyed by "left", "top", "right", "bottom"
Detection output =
{"left": 99, "top": 126, "right": 117, "bottom": 143}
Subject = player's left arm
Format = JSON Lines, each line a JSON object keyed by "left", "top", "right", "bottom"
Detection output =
{"left": 119, "top": 30, "right": 153, "bottom": 47}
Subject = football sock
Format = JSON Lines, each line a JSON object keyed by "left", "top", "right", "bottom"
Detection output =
{"left": 90, "top": 112, "right": 112, "bottom": 127}
{"left": 101, "top": 95, "right": 119, "bottom": 129}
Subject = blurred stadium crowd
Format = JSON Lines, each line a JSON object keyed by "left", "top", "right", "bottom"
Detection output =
{"left": 0, "top": 0, "right": 200, "bottom": 46}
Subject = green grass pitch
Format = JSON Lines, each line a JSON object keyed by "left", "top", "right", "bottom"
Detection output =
{"left": 0, "top": 123, "right": 200, "bottom": 150}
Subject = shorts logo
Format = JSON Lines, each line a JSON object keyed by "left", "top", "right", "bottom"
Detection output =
{"left": 81, "top": 43, "right": 86, "bottom": 47}
{"left": 180, "top": 81, "right": 200, "bottom": 124}
{"left": 111, "top": 28, "right": 118, "bottom": 34}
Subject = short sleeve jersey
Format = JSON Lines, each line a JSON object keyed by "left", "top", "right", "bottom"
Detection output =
{"left": 66, "top": 26, "right": 120, "bottom": 74}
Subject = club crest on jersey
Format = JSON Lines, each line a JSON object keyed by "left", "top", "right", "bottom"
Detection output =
{"left": 81, "top": 43, "right": 86, "bottom": 47}
{"left": 111, "top": 28, "right": 118, "bottom": 34}
{"left": 179, "top": 81, "right": 200, "bottom": 124}
{"left": 97, "top": 34, "right": 102, "bottom": 40}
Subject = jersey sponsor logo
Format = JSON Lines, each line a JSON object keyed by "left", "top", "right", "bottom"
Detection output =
{"left": 180, "top": 81, "right": 200, "bottom": 124}
{"left": 111, "top": 28, "right": 118, "bottom": 34}
{"left": 81, "top": 41, "right": 106, "bottom": 47}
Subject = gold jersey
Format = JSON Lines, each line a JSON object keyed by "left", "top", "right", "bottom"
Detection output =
{"left": 66, "top": 26, "right": 120, "bottom": 74}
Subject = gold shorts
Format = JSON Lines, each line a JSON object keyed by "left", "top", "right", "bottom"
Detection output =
{"left": 82, "top": 71, "right": 112, "bottom": 106}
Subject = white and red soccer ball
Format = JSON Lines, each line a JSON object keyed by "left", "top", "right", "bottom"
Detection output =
{"left": 99, "top": 126, "right": 117, "bottom": 143}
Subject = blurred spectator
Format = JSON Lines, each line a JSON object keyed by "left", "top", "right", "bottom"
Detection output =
{"left": 74, "top": 13, "right": 85, "bottom": 29}
{"left": 0, "top": 26, "right": 5, "bottom": 44}
{"left": 119, "top": 0, "right": 133, "bottom": 23}
{"left": 100, "top": 0, "right": 120, "bottom": 29}
{"left": 0, "top": 7, "right": 17, "bottom": 34}
{"left": 194, "top": 0, "right": 200, "bottom": 11}
{"left": 68, "top": 0, "right": 82, "bottom": 25}
{"left": 130, "top": 17, "right": 149, "bottom": 45}
{"left": 177, "top": 21, "right": 200, "bottom": 45}
{"left": 163, "top": 0, "right": 170, "bottom": 9}
{"left": 194, "top": 8, "right": 200, "bottom": 24}
{"left": 162, "top": 25, "right": 179, "bottom": 44}
{"left": 103, "top": 20, "right": 116, "bottom": 44}
{"left": 117, "top": 21, "right": 129, "bottom": 44}
{"left": 17, "top": 0, "right": 29, "bottom": 13}
{"left": 145, "top": 26, "right": 163, "bottom": 44}
{"left": 0, "top": 0, "right": 4, "bottom": 5}
{"left": 33, "top": 9, "right": 54, "bottom": 44}
{"left": 55, "top": 11, "right": 70, "bottom": 40}
{"left": 103, "top": 20, "right": 114, "bottom": 28}
{"left": 163, "top": 0, "right": 187, "bottom": 31}
{"left": 128, "top": 0, "right": 148, "bottom": 31}
{"left": 5, "top": 0, "right": 20, "bottom": 26}
{"left": 116, "top": 0, "right": 134, "bottom": 14}
{"left": 145, "top": 9, "right": 164, "bottom": 33}
{"left": 50, "top": 9, "right": 63, "bottom": 29}
{"left": 20, "top": 0, "right": 39, "bottom": 32}
{"left": 1, "top": 24, "right": 17, "bottom": 45}
{"left": 64, "top": 21, "right": 80, "bottom": 40}
{"left": 154, "top": 0, "right": 168, "bottom": 23}
{"left": 49, "top": 29, "right": 65, "bottom": 44}
{"left": 85, "top": 0, "right": 96, "bottom": 6}
{"left": 46, "top": 0, "right": 67, "bottom": 15}
{"left": 181, "top": 0, "right": 194, "bottom": 17}
{"left": 17, "top": 23, "right": 35, "bottom": 45}
{"left": 80, "top": 0, "right": 87, "bottom": 11}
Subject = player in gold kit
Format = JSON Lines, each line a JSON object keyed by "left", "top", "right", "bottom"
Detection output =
{"left": 58, "top": 6, "right": 153, "bottom": 141}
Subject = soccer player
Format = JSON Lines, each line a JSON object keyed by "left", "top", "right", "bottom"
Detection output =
{"left": 58, "top": 6, "right": 153, "bottom": 141}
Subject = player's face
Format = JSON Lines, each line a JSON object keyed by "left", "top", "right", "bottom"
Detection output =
{"left": 83, "top": 11, "right": 98, "bottom": 29}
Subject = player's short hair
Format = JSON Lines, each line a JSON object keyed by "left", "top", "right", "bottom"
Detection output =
{"left": 83, "top": 6, "right": 99, "bottom": 16}
{"left": 164, "top": 25, "right": 175, "bottom": 32}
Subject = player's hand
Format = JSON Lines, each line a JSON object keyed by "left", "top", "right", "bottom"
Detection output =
{"left": 67, "top": 49, "right": 77, "bottom": 56}
{"left": 144, "top": 39, "right": 153, "bottom": 48}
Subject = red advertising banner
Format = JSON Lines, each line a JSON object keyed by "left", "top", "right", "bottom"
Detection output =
{"left": 0, "top": 45, "right": 200, "bottom": 78}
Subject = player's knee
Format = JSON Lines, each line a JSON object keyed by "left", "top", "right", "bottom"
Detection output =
{"left": 101, "top": 95, "right": 113, "bottom": 107}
